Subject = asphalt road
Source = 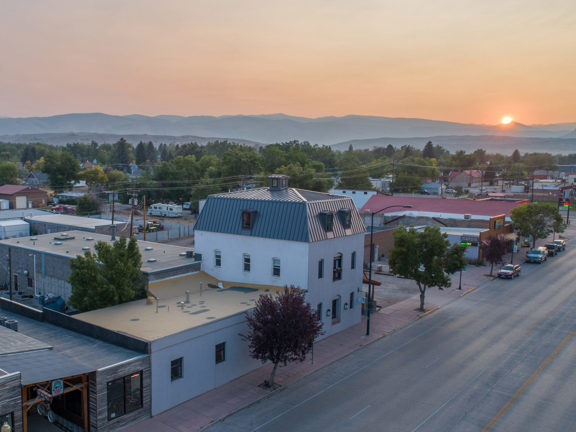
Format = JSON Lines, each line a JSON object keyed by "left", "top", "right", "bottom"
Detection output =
{"left": 204, "top": 246, "right": 576, "bottom": 432}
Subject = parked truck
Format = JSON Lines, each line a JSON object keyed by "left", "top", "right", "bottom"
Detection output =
{"left": 147, "top": 203, "right": 183, "bottom": 217}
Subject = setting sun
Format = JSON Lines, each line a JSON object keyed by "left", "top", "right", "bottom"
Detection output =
{"left": 501, "top": 116, "right": 513, "bottom": 125}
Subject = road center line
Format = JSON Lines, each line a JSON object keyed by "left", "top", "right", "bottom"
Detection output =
{"left": 349, "top": 405, "right": 372, "bottom": 420}
{"left": 482, "top": 330, "right": 576, "bottom": 432}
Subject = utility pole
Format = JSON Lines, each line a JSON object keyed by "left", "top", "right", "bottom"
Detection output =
{"left": 129, "top": 187, "right": 136, "bottom": 237}
{"left": 143, "top": 195, "right": 147, "bottom": 241}
{"left": 8, "top": 248, "right": 13, "bottom": 300}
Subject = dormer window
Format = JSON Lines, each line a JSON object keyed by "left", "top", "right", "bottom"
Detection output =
{"left": 322, "top": 211, "right": 334, "bottom": 232}
{"left": 241, "top": 210, "right": 257, "bottom": 229}
{"left": 339, "top": 208, "right": 352, "bottom": 229}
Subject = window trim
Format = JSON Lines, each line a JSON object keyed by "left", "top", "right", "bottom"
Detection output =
{"left": 351, "top": 251, "right": 356, "bottom": 270}
{"left": 243, "top": 253, "right": 251, "bottom": 272}
{"left": 318, "top": 259, "right": 324, "bottom": 279}
{"left": 316, "top": 302, "right": 323, "bottom": 321}
{"left": 214, "top": 250, "right": 222, "bottom": 268}
{"left": 349, "top": 292, "right": 355, "bottom": 309}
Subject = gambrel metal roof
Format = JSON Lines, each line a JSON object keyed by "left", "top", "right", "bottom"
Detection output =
{"left": 194, "top": 187, "right": 366, "bottom": 243}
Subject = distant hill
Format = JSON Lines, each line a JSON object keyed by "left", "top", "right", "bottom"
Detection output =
{"left": 1, "top": 113, "right": 575, "bottom": 146}
{"left": 0, "top": 132, "right": 262, "bottom": 148}
{"left": 333, "top": 135, "right": 576, "bottom": 155}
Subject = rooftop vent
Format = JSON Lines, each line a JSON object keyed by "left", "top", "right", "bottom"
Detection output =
{"left": 86, "top": 237, "right": 94, "bottom": 241}
{"left": 464, "top": 214, "right": 472, "bottom": 220}
{"left": 147, "top": 258, "right": 157, "bottom": 262}
{"left": 30, "top": 237, "right": 37, "bottom": 241}
{"left": 145, "top": 247, "right": 153, "bottom": 251}
{"left": 82, "top": 246, "right": 90, "bottom": 251}
{"left": 179, "top": 252, "right": 187, "bottom": 257}
{"left": 54, "top": 241, "right": 62, "bottom": 245}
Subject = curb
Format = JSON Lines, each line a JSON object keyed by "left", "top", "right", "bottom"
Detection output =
{"left": 461, "top": 287, "right": 477, "bottom": 296}
{"left": 419, "top": 306, "right": 439, "bottom": 318}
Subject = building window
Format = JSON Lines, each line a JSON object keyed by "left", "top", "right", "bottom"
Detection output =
{"left": 242, "top": 210, "right": 256, "bottom": 229}
{"left": 243, "top": 254, "right": 251, "bottom": 272}
{"left": 351, "top": 251, "right": 356, "bottom": 269}
{"left": 333, "top": 253, "right": 342, "bottom": 281}
{"left": 349, "top": 292, "right": 355, "bottom": 309}
{"left": 332, "top": 297, "right": 341, "bottom": 323}
{"left": 318, "top": 259, "right": 324, "bottom": 279}
{"left": 171, "top": 358, "right": 183, "bottom": 381}
{"left": 272, "top": 258, "right": 281, "bottom": 277}
{"left": 107, "top": 371, "right": 143, "bottom": 420}
{"left": 215, "top": 342, "right": 226, "bottom": 364}
{"left": 316, "top": 302, "right": 323, "bottom": 321}
{"left": 324, "top": 212, "right": 334, "bottom": 232}
{"left": 0, "top": 413, "right": 13, "bottom": 430}
{"left": 27, "top": 277, "right": 33, "bottom": 287}
{"left": 339, "top": 208, "right": 352, "bottom": 229}
{"left": 214, "top": 250, "right": 221, "bottom": 267}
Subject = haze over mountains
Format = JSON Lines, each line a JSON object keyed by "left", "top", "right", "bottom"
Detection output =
{"left": 1, "top": 113, "right": 575, "bottom": 154}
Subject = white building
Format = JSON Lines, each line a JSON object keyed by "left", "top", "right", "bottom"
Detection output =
{"left": 194, "top": 175, "right": 366, "bottom": 338}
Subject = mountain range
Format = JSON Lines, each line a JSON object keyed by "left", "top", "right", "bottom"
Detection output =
{"left": 1, "top": 113, "right": 575, "bottom": 154}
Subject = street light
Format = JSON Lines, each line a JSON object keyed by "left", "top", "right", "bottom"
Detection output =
{"left": 366, "top": 204, "right": 412, "bottom": 336}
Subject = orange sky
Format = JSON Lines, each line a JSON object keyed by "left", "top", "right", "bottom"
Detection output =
{"left": 1, "top": 0, "right": 575, "bottom": 124}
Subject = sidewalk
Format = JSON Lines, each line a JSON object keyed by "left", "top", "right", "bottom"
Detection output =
{"left": 121, "top": 272, "right": 486, "bottom": 432}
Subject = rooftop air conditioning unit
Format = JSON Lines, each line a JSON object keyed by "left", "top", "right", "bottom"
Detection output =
{"left": 464, "top": 214, "right": 471, "bottom": 220}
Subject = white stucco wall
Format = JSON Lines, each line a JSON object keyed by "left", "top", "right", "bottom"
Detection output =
{"left": 195, "top": 230, "right": 365, "bottom": 338}
{"left": 150, "top": 313, "right": 261, "bottom": 415}
{"left": 194, "top": 231, "right": 310, "bottom": 289}
{"left": 306, "top": 234, "right": 364, "bottom": 337}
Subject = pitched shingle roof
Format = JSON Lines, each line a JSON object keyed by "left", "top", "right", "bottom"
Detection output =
{"left": 195, "top": 187, "right": 366, "bottom": 242}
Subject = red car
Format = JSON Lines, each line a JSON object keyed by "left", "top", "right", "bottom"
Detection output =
{"left": 497, "top": 264, "right": 521, "bottom": 279}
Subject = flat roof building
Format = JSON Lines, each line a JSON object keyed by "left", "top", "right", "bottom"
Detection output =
{"left": 0, "top": 231, "right": 200, "bottom": 302}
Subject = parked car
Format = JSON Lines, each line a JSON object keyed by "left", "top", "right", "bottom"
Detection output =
{"left": 545, "top": 243, "right": 559, "bottom": 257}
{"left": 445, "top": 188, "right": 457, "bottom": 194}
{"left": 497, "top": 263, "right": 522, "bottom": 279}
{"left": 525, "top": 247, "right": 547, "bottom": 263}
{"left": 553, "top": 239, "right": 566, "bottom": 251}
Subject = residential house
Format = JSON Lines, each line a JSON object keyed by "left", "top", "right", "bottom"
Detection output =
{"left": 23, "top": 172, "right": 49, "bottom": 186}
{"left": 447, "top": 170, "right": 483, "bottom": 189}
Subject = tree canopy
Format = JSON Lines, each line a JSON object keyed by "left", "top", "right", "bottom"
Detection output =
{"left": 511, "top": 202, "right": 565, "bottom": 248}
{"left": 68, "top": 236, "right": 145, "bottom": 312}
{"left": 389, "top": 226, "right": 467, "bottom": 311}
{"left": 243, "top": 286, "right": 323, "bottom": 388}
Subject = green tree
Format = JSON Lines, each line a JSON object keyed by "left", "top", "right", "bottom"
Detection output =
{"left": 511, "top": 202, "right": 565, "bottom": 248}
{"left": 135, "top": 141, "right": 148, "bottom": 166}
{"left": 389, "top": 226, "right": 467, "bottom": 311}
{"left": 42, "top": 151, "right": 80, "bottom": 191}
{"left": 82, "top": 166, "right": 108, "bottom": 187}
{"left": 422, "top": 141, "right": 436, "bottom": 159}
{"left": 243, "top": 286, "right": 323, "bottom": 388}
{"left": 0, "top": 161, "right": 18, "bottom": 185}
{"left": 68, "top": 237, "right": 145, "bottom": 312}
{"left": 76, "top": 194, "right": 101, "bottom": 216}
{"left": 111, "top": 138, "right": 134, "bottom": 171}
